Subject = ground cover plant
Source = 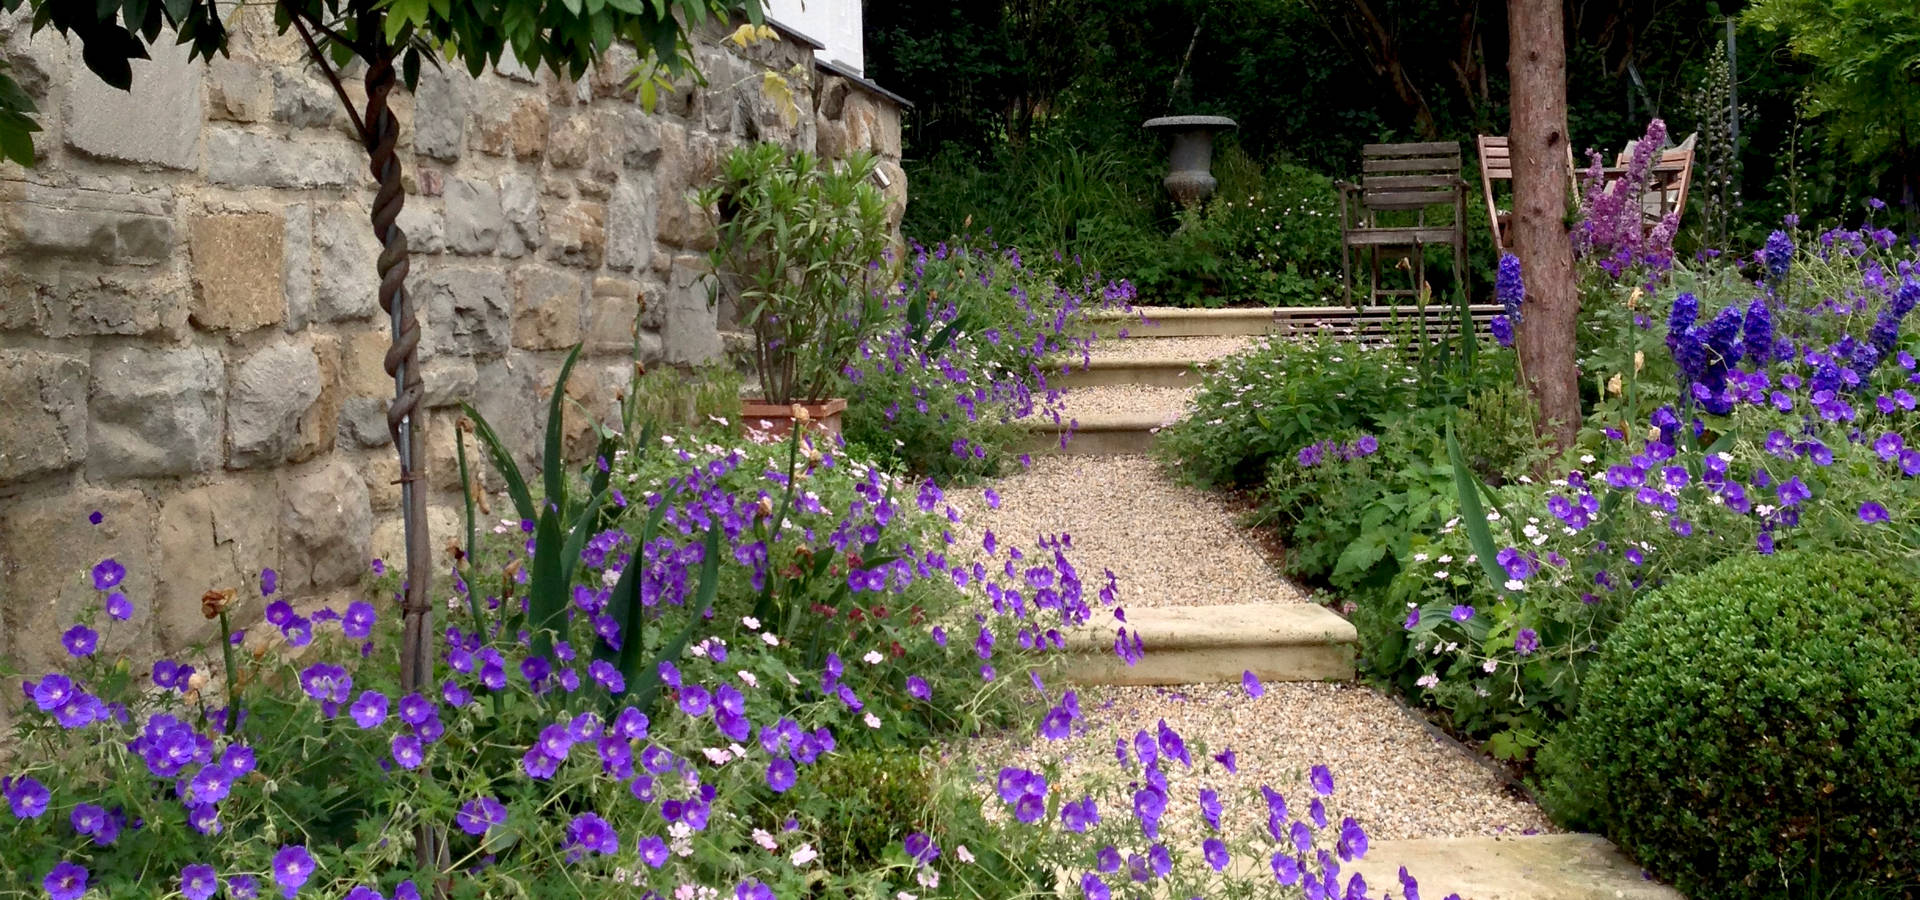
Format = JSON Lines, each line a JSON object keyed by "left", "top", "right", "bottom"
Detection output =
{"left": 841, "top": 237, "right": 1138, "bottom": 482}
{"left": 2, "top": 348, "right": 1462, "bottom": 900}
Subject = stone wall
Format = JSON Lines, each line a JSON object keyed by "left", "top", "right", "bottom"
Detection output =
{"left": 0, "top": 8, "right": 906, "bottom": 685}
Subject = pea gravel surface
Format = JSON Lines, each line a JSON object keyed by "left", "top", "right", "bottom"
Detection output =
{"left": 969, "top": 681, "right": 1556, "bottom": 842}
{"left": 1073, "top": 335, "right": 1257, "bottom": 365}
{"left": 1052, "top": 383, "right": 1194, "bottom": 425}
{"left": 950, "top": 455, "right": 1310, "bottom": 608}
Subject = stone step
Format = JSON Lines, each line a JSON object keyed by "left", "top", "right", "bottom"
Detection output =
{"left": 1054, "top": 358, "right": 1210, "bottom": 389}
{"left": 1088, "top": 307, "right": 1283, "bottom": 339}
{"left": 1347, "top": 834, "right": 1684, "bottom": 900}
{"left": 1061, "top": 603, "right": 1357, "bottom": 685}
{"left": 1020, "top": 412, "right": 1164, "bottom": 456}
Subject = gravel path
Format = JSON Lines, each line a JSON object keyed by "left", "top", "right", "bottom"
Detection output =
{"left": 1054, "top": 383, "right": 1194, "bottom": 424}
{"left": 950, "top": 455, "right": 1310, "bottom": 608}
{"left": 1078, "top": 336, "right": 1256, "bottom": 365}
{"left": 973, "top": 682, "right": 1555, "bottom": 842}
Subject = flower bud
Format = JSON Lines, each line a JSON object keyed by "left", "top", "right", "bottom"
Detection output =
{"left": 201, "top": 588, "right": 235, "bottom": 620}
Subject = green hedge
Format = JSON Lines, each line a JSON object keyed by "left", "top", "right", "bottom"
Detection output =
{"left": 1545, "top": 550, "right": 1920, "bottom": 898}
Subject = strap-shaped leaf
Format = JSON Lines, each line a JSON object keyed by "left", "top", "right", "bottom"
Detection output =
{"left": 462, "top": 401, "right": 535, "bottom": 525}
{"left": 1446, "top": 422, "right": 1509, "bottom": 597}
{"left": 544, "top": 344, "right": 585, "bottom": 516}
{"left": 527, "top": 509, "right": 567, "bottom": 661}
{"left": 629, "top": 525, "right": 722, "bottom": 713}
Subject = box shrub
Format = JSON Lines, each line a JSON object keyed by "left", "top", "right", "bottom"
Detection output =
{"left": 1544, "top": 549, "right": 1920, "bottom": 898}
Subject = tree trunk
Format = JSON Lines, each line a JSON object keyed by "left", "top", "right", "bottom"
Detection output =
{"left": 1508, "top": 0, "right": 1580, "bottom": 453}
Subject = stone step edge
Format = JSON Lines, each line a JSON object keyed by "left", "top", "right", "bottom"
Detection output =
{"left": 1024, "top": 412, "right": 1177, "bottom": 433}
{"left": 1060, "top": 603, "right": 1358, "bottom": 653}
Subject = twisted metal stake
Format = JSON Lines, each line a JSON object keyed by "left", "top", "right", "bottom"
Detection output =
{"left": 364, "top": 51, "right": 444, "bottom": 878}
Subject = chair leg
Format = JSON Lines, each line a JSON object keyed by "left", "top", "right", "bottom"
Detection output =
{"left": 1341, "top": 242, "right": 1353, "bottom": 305}
{"left": 1370, "top": 248, "right": 1381, "bottom": 309}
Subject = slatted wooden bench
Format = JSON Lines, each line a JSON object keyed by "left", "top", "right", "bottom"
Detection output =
{"left": 1270, "top": 303, "right": 1505, "bottom": 343}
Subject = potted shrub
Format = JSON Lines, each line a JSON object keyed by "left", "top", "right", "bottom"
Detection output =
{"left": 702, "top": 143, "right": 891, "bottom": 437}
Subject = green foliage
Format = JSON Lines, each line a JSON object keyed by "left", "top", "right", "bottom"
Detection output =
{"left": 0, "top": 59, "right": 39, "bottom": 166}
{"left": 1542, "top": 550, "right": 1920, "bottom": 898}
{"left": 620, "top": 362, "right": 744, "bottom": 430}
{"left": 0, "top": 0, "right": 749, "bottom": 165}
{"left": 703, "top": 143, "right": 892, "bottom": 404}
{"left": 1744, "top": 0, "right": 1920, "bottom": 209}
{"left": 802, "top": 747, "right": 935, "bottom": 872}
{"left": 841, "top": 239, "right": 1136, "bottom": 482}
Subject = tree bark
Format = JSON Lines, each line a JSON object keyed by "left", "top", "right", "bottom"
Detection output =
{"left": 1508, "top": 0, "right": 1580, "bottom": 453}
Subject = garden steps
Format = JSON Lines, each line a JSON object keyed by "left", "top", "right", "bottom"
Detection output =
{"left": 1021, "top": 411, "right": 1166, "bottom": 456}
{"left": 1051, "top": 335, "right": 1255, "bottom": 389}
{"left": 1060, "top": 603, "right": 1357, "bottom": 685}
{"left": 1086, "top": 306, "right": 1287, "bottom": 339}
{"left": 1345, "top": 834, "right": 1685, "bottom": 900}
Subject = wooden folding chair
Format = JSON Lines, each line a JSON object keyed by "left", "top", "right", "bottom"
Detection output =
{"left": 1615, "top": 132, "right": 1696, "bottom": 228}
{"left": 1337, "top": 142, "right": 1468, "bottom": 306}
{"left": 1476, "top": 135, "right": 1577, "bottom": 254}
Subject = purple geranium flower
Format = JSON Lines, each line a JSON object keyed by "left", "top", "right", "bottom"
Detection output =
{"left": 1515, "top": 628, "right": 1540, "bottom": 656}
{"left": 1310, "top": 764, "right": 1335, "bottom": 796}
{"left": 61, "top": 625, "right": 98, "bottom": 657}
{"left": 1859, "top": 501, "right": 1892, "bottom": 524}
{"left": 765, "top": 758, "right": 797, "bottom": 793}
{"left": 45, "top": 862, "right": 88, "bottom": 900}
{"left": 272, "top": 846, "right": 315, "bottom": 898}
{"left": 91, "top": 559, "right": 125, "bottom": 591}
{"left": 349, "top": 691, "right": 388, "bottom": 729}
{"left": 181, "top": 864, "right": 219, "bottom": 900}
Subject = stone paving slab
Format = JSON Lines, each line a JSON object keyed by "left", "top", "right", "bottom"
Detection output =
{"left": 1348, "top": 835, "right": 1685, "bottom": 900}
{"left": 1062, "top": 603, "right": 1356, "bottom": 684}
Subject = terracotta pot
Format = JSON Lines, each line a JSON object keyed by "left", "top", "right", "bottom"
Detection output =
{"left": 740, "top": 398, "right": 848, "bottom": 440}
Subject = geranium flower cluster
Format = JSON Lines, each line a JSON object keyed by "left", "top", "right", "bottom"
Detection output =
{"left": 1391, "top": 214, "right": 1920, "bottom": 743}
{"left": 1296, "top": 434, "right": 1381, "bottom": 468}
{"left": 841, "top": 238, "right": 1137, "bottom": 476}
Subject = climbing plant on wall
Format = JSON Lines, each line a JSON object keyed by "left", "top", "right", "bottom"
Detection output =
{"left": 0, "top": 0, "right": 758, "bottom": 869}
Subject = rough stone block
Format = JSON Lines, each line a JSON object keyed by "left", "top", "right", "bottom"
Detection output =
{"left": 514, "top": 266, "right": 585, "bottom": 351}
{"left": 364, "top": 452, "right": 400, "bottom": 512}
{"left": 662, "top": 256, "right": 722, "bottom": 366}
{"left": 270, "top": 67, "right": 338, "bottom": 129}
{"left": 0, "top": 487, "right": 155, "bottom": 673}
{"left": 313, "top": 201, "right": 381, "bottom": 321}
{"left": 468, "top": 355, "right": 543, "bottom": 475}
{"left": 421, "top": 357, "right": 478, "bottom": 408}
{"left": 0, "top": 349, "right": 87, "bottom": 484}
{"left": 418, "top": 264, "right": 512, "bottom": 360}
{"left": 155, "top": 478, "right": 280, "bottom": 647}
{"left": 604, "top": 177, "right": 655, "bottom": 272}
{"left": 370, "top": 506, "right": 459, "bottom": 579}
{"left": 206, "top": 57, "right": 273, "bottom": 122}
{"left": 547, "top": 111, "right": 594, "bottom": 169}
{"left": 207, "top": 128, "right": 362, "bottom": 189}
{"left": 64, "top": 35, "right": 202, "bottom": 168}
{"left": 88, "top": 345, "right": 223, "bottom": 478}
{"left": 652, "top": 124, "right": 716, "bottom": 251}
{"left": 189, "top": 212, "right": 286, "bottom": 333}
{"left": 396, "top": 201, "right": 445, "bottom": 255}
{"left": 228, "top": 338, "right": 322, "bottom": 468}
{"left": 279, "top": 458, "right": 373, "bottom": 593}
{"left": 542, "top": 198, "right": 605, "bottom": 268}
{"left": 340, "top": 398, "right": 391, "bottom": 450}
{"left": 294, "top": 333, "right": 341, "bottom": 463}
{"left": 444, "top": 176, "right": 502, "bottom": 255}
{"left": 282, "top": 203, "right": 313, "bottom": 330}
{"left": 412, "top": 64, "right": 468, "bottom": 161}
{"left": 585, "top": 276, "right": 646, "bottom": 356}
{"left": 499, "top": 174, "right": 544, "bottom": 258}
{"left": 472, "top": 93, "right": 548, "bottom": 160}
{"left": 25, "top": 269, "right": 188, "bottom": 339}
{"left": 2, "top": 182, "right": 175, "bottom": 266}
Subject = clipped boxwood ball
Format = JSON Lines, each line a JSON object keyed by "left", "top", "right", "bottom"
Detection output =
{"left": 1547, "top": 549, "right": 1920, "bottom": 898}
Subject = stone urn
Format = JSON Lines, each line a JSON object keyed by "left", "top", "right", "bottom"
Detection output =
{"left": 1143, "top": 115, "right": 1238, "bottom": 208}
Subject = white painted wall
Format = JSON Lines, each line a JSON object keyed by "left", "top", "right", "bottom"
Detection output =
{"left": 764, "top": 0, "right": 863, "bottom": 76}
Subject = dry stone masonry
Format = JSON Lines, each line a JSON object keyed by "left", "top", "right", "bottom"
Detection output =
{"left": 0, "top": 7, "right": 907, "bottom": 692}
